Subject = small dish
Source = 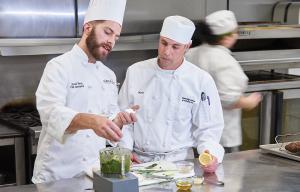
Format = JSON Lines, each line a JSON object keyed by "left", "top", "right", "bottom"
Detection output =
{"left": 175, "top": 177, "right": 193, "bottom": 191}
{"left": 175, "top": 161, "right": 194, "bottom": 174}
{"left": 193, "top": 176, "right": 204, "bottom": 185}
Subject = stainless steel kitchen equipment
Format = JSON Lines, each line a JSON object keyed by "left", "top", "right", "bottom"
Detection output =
{"left": 232, "top": 24, "right": 300, "bottom": 150}
{"left": 0, "top": 127, "right": 25, "bottom": 186}
{"left": 0, "top": 104, "right": 42, "bottom": 184}
{"left": 0, "top": 0, "right": 76, "bottom": 38}
{"left": 274, "top": 88, "right": 300, "bottom": 135}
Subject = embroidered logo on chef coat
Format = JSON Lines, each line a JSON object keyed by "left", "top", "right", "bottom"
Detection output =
{"left": 103, "top": 79, "right": 116, "bottom": 85}
{"left": 70, "top": 82, "right": 84, "bottom": 88}
{"left": 138, "top": 91, "right": 144, "bottom": 94}
{"left": 182, "top": 97, "right": 195, "bottom": 104}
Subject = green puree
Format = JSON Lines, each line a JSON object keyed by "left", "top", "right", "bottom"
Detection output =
{"left": 100, "top": 156, "right": 131, "bottom": 174}
{"left": 99, "top": 147, "right": 131, "bottom": 176}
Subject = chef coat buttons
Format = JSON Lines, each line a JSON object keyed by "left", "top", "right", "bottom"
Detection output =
{"left": 96, "top": 66, "right": 99, "bottom": 70}
{"left": 82, "top": 157, "right": 87, "bottom": 162}
{"left": 145, "top": 140, "right": 150, "bottom": 145}
{"left": 86, "top": 134, "right": 90, "bottom": 138}
{"left": 101, "top": 85, "right": 105, "bottom": 90}
{"left": 88, "top": 85, "right": 92, "bottom": 89}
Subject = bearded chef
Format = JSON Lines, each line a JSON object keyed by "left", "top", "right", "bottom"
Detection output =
{"left": 118, "top": 15, "right": 224, "bottom": 173}
{"left": 32, "top": 0, "right": 137, "bottom": 183}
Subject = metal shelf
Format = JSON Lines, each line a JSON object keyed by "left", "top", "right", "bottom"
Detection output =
{"left": 238, "top": 24, "right": 300, "bottom": 39}
{"left": 0, "top": 34, "right": 159, "bottom": 56}
{"left": 233, "top": 49, "right": 300, "bottom": 71}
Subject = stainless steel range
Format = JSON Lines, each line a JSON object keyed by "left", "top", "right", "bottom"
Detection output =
{"left": 0, "top": 106, "right": 42, "bottom": 184}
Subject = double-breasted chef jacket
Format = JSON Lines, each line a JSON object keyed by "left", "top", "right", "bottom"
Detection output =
{"left": 118, "top": 58, "right": 225, "bottom": 162}
{"left": 32, "top": 44, "right": 119, "bottom": 183}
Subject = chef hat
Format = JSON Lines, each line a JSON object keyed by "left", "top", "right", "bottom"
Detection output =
{"left": 84, "top": 0, "right": 127, "bottom": 26}
{"left": 205, "top": 10, "right": 238, "bottom": 35}
{"left": 160, "top": 15, "right": 195, "bottom": 45}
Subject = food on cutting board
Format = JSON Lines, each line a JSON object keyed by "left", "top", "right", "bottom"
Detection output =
{"left": 198, "top": 152, "right": 213, "bottom": 166}
{"left": 285, "top": 141, "right": 300, "bottom": 153}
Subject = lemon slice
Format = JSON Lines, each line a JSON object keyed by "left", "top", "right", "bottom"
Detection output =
{"left": 198, "top": 152, "right": 213, "bottom": 166}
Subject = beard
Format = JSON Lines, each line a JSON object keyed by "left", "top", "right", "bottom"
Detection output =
{"left": 86, "top": 28, "right": 112, "bottom": 62}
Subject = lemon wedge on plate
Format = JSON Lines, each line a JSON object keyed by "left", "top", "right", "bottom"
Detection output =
{"left": 198, "top": 152, "right": 213, "bottom": 166}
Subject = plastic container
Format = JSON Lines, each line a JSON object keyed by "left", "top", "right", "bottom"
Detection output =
{"left": 175, "top": 161, "right": 194, "bottom": 174}
{"left": 99, "top": 147, "right": 131, "bottom": 178}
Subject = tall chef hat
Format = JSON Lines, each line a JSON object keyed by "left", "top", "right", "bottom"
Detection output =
{"left": 160, "top": 15, "right": 196, "bottom": 45}
{"left": 84, "top": 0, "right": 127, "bottom": 26}
{"left": 205, "top": 10, "right": 238, "bottom": 35}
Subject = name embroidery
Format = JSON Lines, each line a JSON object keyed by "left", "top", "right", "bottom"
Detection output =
{"left": 182, "top": 97, "right": 195, "bottom": 104}
{"left": 70, "top": 82, "right": 84, "bottom": 88}
{"left": 103, "top": 79, "right": 115, "bottom": 85}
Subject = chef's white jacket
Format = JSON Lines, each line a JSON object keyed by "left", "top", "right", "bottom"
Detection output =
{"left": 32, "top": 44, "right": 119, "bottom": 183}
{"left": 118, "top": 58, "right": 224, "bottom": 162}
{"left": 186, "top": 44, "right": 248, "bottom": 147}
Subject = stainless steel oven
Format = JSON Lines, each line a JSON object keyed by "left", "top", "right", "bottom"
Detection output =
{"left": 0, "top": 106, "right": 41, "bottom": 184}
{"left": 274, "top": 89, "right": 300, "bottom": 136}
{"left": 240, "top": 70, "right": 300, "bottom": 150}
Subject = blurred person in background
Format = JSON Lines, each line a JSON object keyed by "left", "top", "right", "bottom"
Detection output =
{"left": 186, "top": 10, "right": 261, "bottom": 153}
{"left": 118, "top": 15, "right": 225, "bottom": 173}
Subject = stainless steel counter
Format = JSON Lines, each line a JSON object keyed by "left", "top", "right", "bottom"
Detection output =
{"left": 1, "top": 150, "right": 299, "bottom": 192}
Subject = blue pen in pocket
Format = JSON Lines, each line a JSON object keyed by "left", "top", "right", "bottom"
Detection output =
{"left": 207, "top": 96, "right": 210, "bottom": 106}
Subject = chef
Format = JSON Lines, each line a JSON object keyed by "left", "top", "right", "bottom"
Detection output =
{"left": 118, "top": 15, "right": 224, "bottom": 172}
{"left": 186, "top": 10, "right": 261, "bottom": 153}
{"left": 32, "top": 0, "right": 137, "bottom": 183}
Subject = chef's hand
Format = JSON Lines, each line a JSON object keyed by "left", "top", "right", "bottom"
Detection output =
{"left": 67, "top": 113, "right": 122, "bottom": 142}
{"left": 92, "top": 115, "right": 123, "bottom": 142}
{"left": 113, "top": 105, "right": 139, "bottom": 128}
{"left": 131, "top": 152, "right": 142, "bottom": 164}
{"left": 234, "top": 92, "right": 262, "bottom": 110}
{"left": 244, "top": 92, "right": 262, "bottom": 110}
{"left": 200, "top": 150, "right": 218, "bottom": 173}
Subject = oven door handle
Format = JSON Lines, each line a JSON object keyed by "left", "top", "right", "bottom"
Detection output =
{"left": 273, "top": 90, "right": 284, "bottom": 139}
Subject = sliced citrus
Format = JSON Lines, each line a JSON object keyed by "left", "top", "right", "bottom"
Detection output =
{"left": 198, "top": 152, "right": 213, "bottom": 166}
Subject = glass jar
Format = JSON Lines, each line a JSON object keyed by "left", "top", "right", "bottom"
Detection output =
{"left": 99, "top": 147, "right": 131, "bottom": 178}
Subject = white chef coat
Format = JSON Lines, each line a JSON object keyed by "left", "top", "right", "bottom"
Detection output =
{"left": 186, "top": 44, "right": 248, "bottom": 147}
{"left": 118, "top": 58, "right": 224, "bottom": 163}
{"left": 32, "top": 44, "right": 119, "bottom": 183}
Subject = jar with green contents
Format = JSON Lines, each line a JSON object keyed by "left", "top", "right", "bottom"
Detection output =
{"left": 100, "top": 147, "right": 131, "bottom": 178}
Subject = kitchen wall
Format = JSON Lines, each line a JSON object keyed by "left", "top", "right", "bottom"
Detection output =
{"left": 0, "top": 50, "right": 157, "bottom": 107}
{"left": 229, "top": 0, "right": 291, "bottom": 22}
{"left": 0, "top": 55, "right": 51, "bottom": 107}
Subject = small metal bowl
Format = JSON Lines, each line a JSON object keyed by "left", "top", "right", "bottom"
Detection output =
{"left": 175, "top": 177, "right": 193, "bottom": 191}
{"left": 175, "top": 161, "right": 194, "bottom": 174}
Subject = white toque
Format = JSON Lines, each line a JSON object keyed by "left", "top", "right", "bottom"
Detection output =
{"left": 84, "top": 0, "right": 127, "bottom": 26}
{"left": 160, "top": 15, "right": 195, "bottom": 44}
{"left": 205, "top": 10, "right": 238, "bottom": 35}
